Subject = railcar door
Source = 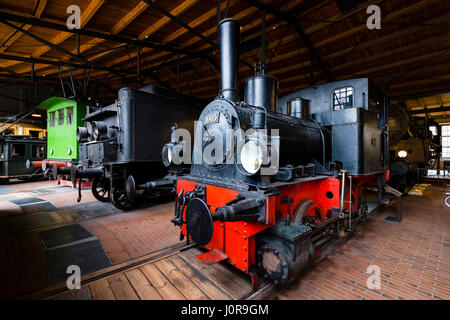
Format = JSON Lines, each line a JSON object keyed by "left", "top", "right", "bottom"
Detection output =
{"left": 8, "top": 142, "right": 28, "bottom": 176}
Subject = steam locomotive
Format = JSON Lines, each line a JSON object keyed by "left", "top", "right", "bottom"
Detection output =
{"left": 53, "top": 85, "right": 204, "bottom": 210}
{"left": 388, "top": 102, "right": 441, "bottom": 191}
{"left": 168, "top": 18, "right": 389, "bottom": 288}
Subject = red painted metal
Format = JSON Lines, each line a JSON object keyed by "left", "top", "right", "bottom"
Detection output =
{"left": 177, "top": 176, "right": 341, "bottom": 274}
{"left": 30, "top": 160, "right": 71, "bottom": 168}
{"left": 196, "top": 249, "right": 228, "bottom": 265}
{"left": 176, "top": 170, "right": 388, "bottom": 275}
{"left": 57, "top": 177, "right": 91, "bottom": 188}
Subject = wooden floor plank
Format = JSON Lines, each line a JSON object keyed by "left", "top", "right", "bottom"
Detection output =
{"left": 188, "top": 248, "right": 252, "bottom": 287}
{"left": 107, "top": 274, "right": 139, "bottom": 300}
{"left": 140, "top": 264, "right": 185, "bottom": 300}
{"left": 89, "top": 278, "right": 116, "bottom": 300}
{"left": 52, "top": 286, "right": 92, "bottom": 300}
{"left": 154, "top": 258, "right": 208, "bottom": 300}
{"left": 179, "top": 250, "right": 249, "bottom": 299}
{"left": 168, "top": 255, "right": 233, "bottom": 300}
{"left": 124, "top": 269, "right": 162, "bottom": 300}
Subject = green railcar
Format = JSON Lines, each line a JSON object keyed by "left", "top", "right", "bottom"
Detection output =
{"left": 0, "top": 135, "right": 46, "bottom": 183}
{"left": 37, "top": 97, "right": 86, "bottom": 163}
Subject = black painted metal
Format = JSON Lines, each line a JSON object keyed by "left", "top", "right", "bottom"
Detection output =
{"left": 218, "top": 19, "right": 240, "bottom": 101}
{"left": 279, "top": 78, "right": 389, "bottom": 175}
{"left": 287, "top": 97, "right": 309, "bottom": 119}
{"left": 186, "top": 197, "right": 213, "bottom": 246}
{"left": 75, "top": 85, "right": 205, "bottom": 209}
{"left": 244, "top": 74, "right": 279, "bottom": 112}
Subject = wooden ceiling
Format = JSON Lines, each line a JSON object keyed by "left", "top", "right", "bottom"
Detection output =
{"left": 0, "top": 0, "right": 449, "bottom": 112}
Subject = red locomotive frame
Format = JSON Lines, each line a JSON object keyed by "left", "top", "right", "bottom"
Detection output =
{"left": 176, "top": 175, "right": 366, "bottom": 276}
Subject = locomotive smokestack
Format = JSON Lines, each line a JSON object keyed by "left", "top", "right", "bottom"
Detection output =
{"left": 218, "top": 18, "right": 240, "bottom": 102}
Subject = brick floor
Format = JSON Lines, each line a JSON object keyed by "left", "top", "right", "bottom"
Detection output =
{"left": 279, "top": 186, "right": 450, "bottom": 300}
{"left": 81, "top": 202, "right": 180, "bottom": 264}
{"left": 0, "top": 179, "right": 181, "bottom": 298}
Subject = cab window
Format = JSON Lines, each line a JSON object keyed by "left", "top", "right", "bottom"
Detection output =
{"left": 11, "top": 144, "right": 25, "bottom": 159}
{"left": 49, "top": 111, "right": 56, "bottom": 127}
{"left": 333, "top": 87, "right": 354, "bottom": 111}
{"left": 67, "top": 107, "right": 74, "bottom": 125}
{"left": 58, "top": 109, "right": 65, "bottom": 126}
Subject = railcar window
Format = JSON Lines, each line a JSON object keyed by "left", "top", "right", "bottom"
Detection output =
{"left": 58, "top": 109, "right": 65, "bottom": 126}
{"left": 0, "top": 143, "right": 4, "bottom": 159}
{"left": 11, "top": 144, "right": 25, "bottom": 159}
{"left": 29, "top": 130, "right": 40, "bottom": 138}
{"left": 49, "top": 111, "right": 56, "bottom": 127}
{"left": 67, "top": 107, "right": 74, "bottom": 125}
{"left": 333, "top": 87, "right": 353, "bottom": 110}
{"left": 442, "top": 125, "right": 450, "bottom": 158}
{"left": 31, "top": 144, "right": 44, "bottom": 159}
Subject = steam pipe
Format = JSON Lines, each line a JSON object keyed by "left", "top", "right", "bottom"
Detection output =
{"left": 218, "top": 18, "right": 240, "bottom": 102}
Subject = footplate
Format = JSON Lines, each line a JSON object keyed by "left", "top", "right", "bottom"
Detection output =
{"left": 196, "top": 249, "right": 228, "bottom": 265}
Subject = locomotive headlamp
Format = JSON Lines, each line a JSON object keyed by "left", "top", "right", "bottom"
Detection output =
{"left": 162, "top": 143, "right": 175, "bottom": 167}
{"left": 67, "top": 147, "right": 72, "bottom": 155}
{"left": 162, "top": 142, "right": 185, "bottom": 167}
{"left": 77, "top": 127, "right": 89, "bottom": 143}
{"left": 397, "top": 150, "right": 408, "bottom": 158}
{"left": 92, "top": 121, "right": 108, "bottom": 140}
{"left": 239, "top": 139, "right": 264, "bottom": 175}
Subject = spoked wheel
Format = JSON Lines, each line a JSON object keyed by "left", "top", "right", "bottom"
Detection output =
{"left": 293, "top": 199, "right": 325, "bottom": 224}
{"left": 91, "top": 176, "right": 110, "bottom": 202}
{"left": 110, "top": 185, "right": 137, "bottom": 211}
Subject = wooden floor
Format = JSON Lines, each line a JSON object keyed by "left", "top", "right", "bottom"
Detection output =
{"left": 51, "top": 247, "right": 259, "bottom": 300}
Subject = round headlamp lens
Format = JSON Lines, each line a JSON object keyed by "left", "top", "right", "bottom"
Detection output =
{"left": 397, "top": 150, "right": 407, "bottom": 158}
{"left": 240, "top": 140, "right": 263, "bottom": 174}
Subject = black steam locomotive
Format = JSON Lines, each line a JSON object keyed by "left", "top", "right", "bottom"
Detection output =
{"left": 55, "top": 85, "right": 204, "bottom": 210}
{"left": 388, "top": 102, "right": 442, "bottom": 191}
{"left": 168, "top": 18, "right": 389, "bottom": 288}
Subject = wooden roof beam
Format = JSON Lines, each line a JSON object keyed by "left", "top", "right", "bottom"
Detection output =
{"left": 111, "top": 1, "right": 149, "bottom": 35}
{"left": 142, "top": 0, "right": 213, "bottom": 46}
{"left": 0, "top": 0, "right": 104, "bottom": 69}
{"left": 0, "top": 0, "right": 47, "bottom": 54}
{"left": 241, "top": 0, "right": 332, "bottom": 81}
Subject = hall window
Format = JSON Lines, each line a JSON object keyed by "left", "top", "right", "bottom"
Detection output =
{"left": 442, "top": 125, "right": 450, "bottom": 158}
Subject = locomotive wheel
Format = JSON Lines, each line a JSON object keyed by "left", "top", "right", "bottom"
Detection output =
{"left": 91, "top": 176, "right": 110, "bottom": 202}
{"left": 110, "top": 186, "right": 136, "bottom": 211}
{"left": 293, "top": 199, "right": 324, "bottom": 224}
